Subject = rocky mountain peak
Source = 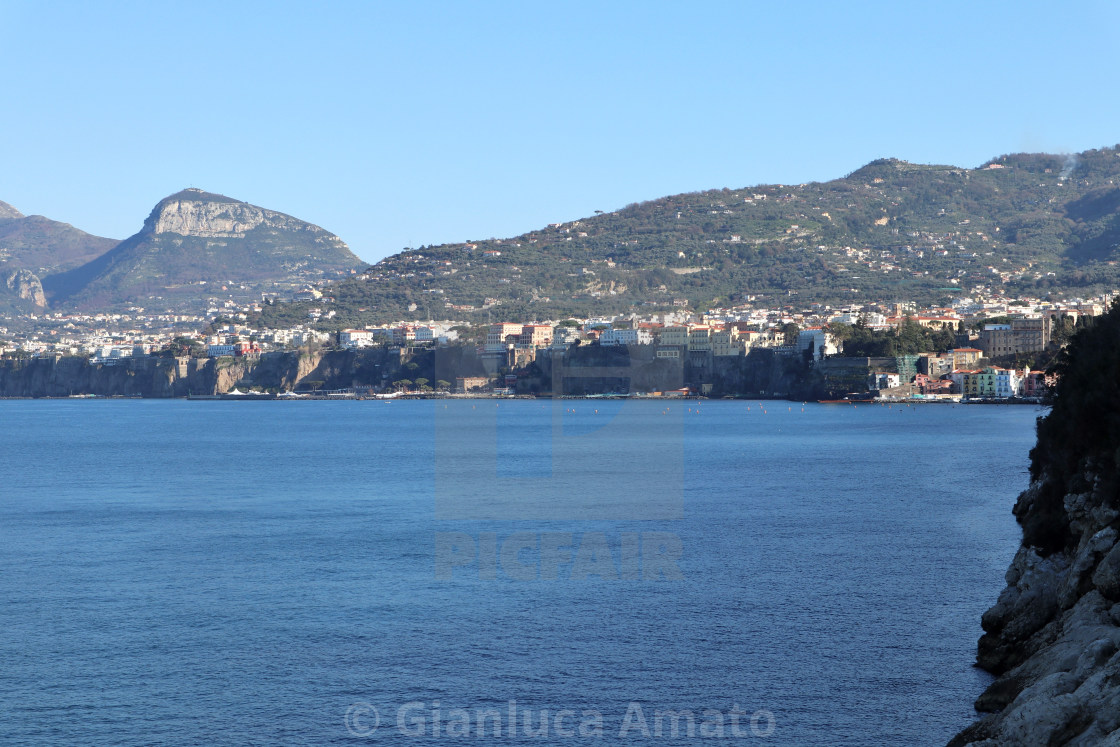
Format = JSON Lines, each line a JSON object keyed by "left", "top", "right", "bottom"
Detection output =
{"left": 146, "top": 188, "right": 318, "bottom": 239}
{"left": 0, "top": 199, "right": 25, "bottom": 219}
{"left": 42, "top": 188, "right": 361, "bottom": 310}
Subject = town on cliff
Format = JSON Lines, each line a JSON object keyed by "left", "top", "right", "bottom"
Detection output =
{"left": 0, "top": 289, "right": 1112, "bottom": 400}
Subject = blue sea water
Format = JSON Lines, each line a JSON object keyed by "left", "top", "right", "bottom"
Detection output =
{"left": 0, "top": 399, "right": 1042, "bottom": 745}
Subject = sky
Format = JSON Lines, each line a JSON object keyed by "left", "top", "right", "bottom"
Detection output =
{"left": 2, "top": 0, "right": 1119, "bottom": 264}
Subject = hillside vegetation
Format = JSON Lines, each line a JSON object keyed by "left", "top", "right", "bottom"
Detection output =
{"left": 259, "top": 145, "right": 1120, "bottom": 327}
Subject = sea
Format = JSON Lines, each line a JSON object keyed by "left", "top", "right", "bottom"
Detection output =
{"left": 0, "top": 399, "right": 1043, "bottom": 746}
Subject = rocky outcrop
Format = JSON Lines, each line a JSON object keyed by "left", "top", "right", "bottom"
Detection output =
{"left": 149, "top": 189, "right": 332, "bottom": 239}
{"left": 43, "top": 188, "right": 362, "bottom": 310}
{"left": 952, "top": 304, "right": 1120, "bottom": 746}
{"left": 4, "top": 269, "right": 46, "bottom": 307}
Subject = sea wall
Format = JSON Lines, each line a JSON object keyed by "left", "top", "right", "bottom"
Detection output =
{"left": 951, "top": 305, "right": 1120, "bottom": 745}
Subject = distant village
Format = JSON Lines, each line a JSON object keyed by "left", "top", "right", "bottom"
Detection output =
{"left": 2, "top": 286, "right": 1112, "bottom": 401}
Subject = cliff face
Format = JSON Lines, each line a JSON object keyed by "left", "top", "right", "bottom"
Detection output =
{"left": 4, "top": 269, "right": 46, "bottom": 307}
{"left": 149, "top": 192, "right": 316, "bottom": 238}
{"left": 0, "top": 347, "right": 415, "bottom": 398}
{"left": 952, "top": 304, "right": 1120, "bottom": 746}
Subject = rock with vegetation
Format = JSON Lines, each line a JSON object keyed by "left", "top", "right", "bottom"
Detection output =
{"left": 3, "top": 269, "right": 47, "bottom": 307}
{"left": 951, "top": 302, "right": 1120, "bottom": 745}
{"left": 0, "top": 199, "right": 119, "bottom": 311}
{"left": 43, "top": 188, "right": 363, "bottom": 310}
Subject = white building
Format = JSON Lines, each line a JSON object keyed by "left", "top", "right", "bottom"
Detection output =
{"left": 797, "top": 328, "right": 840, "bottom": 361}
{"left": 869, "top": 372, "right": 901, "bottom": 390}
{"left": 600, "top": 328, "right": 652, "bottom": 346}
{"left": 340, "top": 329, "right": 375, "bottom": 348}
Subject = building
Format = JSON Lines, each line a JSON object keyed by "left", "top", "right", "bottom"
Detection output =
{"left": 710, "top": 328, "right": 743, "bottom": 357}
{"left": 947, "top": 368, "right": 1020, "bottom": 398}
{"left": 868, "top": 372, "right": 901, "bottom": 390}
{"left": 340, "top": 329, "right": 374, "bottom": 348}
{"left": 917, "top": 353, "right": 954, "bottom": 378}
{"left": 797, "top": 328, "right": 839, "bottom": 361}
{"left": 486, "top": 323, "right": 524, "bottom": 352}
{"left": 551, "top": 326, "right": 581, "bottom": 349}
{"left": 1021, "top": 369, "right": 1054, "bottom": 398}
{"left": 948, "top": 370, "right": 981, "bottom": 397}
{"left": 687, "top": 326, "right": 712, "bottom": 352}
{"left": 914, "top": 374, "right": 955, "bottom": 395}
{"left": 947, "top": 348, "right": 984, "bottom": 370}
{"left": 455, "top": 376, "right": 492, "bottom": 393}
{"left": 519, "top": 324, "right": 554, "bottom": 348}
{"left": 658, "top": 326, "right": 689, "bottom": 347}
{"left": 911, "top": 315, "right": 961, "bottom": 330}
{"left": 600, "top": 328, "right": 652, "bottom": 346}
{"left": 978, "top": 317, "right": 1052, "bottom": 357}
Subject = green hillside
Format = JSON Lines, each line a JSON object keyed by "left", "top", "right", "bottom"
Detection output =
{"left": 256, "top": 145, "right": 1120, "bottom": 328}
{"left": 0, "top": 207, "right": 119, "bottom": 277}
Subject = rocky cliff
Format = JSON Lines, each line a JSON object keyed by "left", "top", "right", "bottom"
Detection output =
{"left": 952, "top": 303, "right": 1120, "bottom": 745}
{"left": 43, "top": 188, "right": 362, "bottom": 309}
{"left": 0, "top": 347, "right": 419, "bottom": 398}
{"left": 3, "top": 269, "right": 46, "bottom": 307}
{"left": 150, "top": 191, "right": 319, "bottom": 238}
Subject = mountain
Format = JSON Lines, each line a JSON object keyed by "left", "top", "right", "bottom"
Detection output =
{"left": 0, "top": 200, "right": 120, "bottom": 311}
{"left": 0, "top": 200, "right": 21, "bottom": 219}
{"left": 256, "top": 145, "right": 1120, "bottom": 328}
{"left": 44, "top": 189, "right": 363, "bottom": 310}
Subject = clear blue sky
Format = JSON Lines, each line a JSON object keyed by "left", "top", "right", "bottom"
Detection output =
{"left": 2, "top": 1, "right": 1118, "bottom": 264}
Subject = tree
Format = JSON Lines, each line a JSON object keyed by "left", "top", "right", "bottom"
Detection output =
{"left": 393, "top": 379, "right": 412, "bottom": 391}
{"left": 159, "top": 336, "right": 206, "bottom": 358}
{"left": 414, "top": 377, "right": 429, "bottom": 389}
{"left": 435, "top": 379, "right": 451, "bottom": 391}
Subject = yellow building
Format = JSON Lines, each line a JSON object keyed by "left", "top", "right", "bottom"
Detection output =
{"left": 658, "top": 326, "right": 689, "bottom": 347}
{"left": 710, "top": 328, "right": 743, "bottom": 356}
{"left": 687, "top": 325, "right": 712, "bottom": 352}
{"left": 519, "top": 325, "right": 553, "bottom": 348}
{"left": 948, "top": 348, "right": 983, "bottom": 370}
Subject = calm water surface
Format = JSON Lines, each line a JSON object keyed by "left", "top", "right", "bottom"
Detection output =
{"left": 0, "top": 400, "right": 1041, "bottom": 745}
